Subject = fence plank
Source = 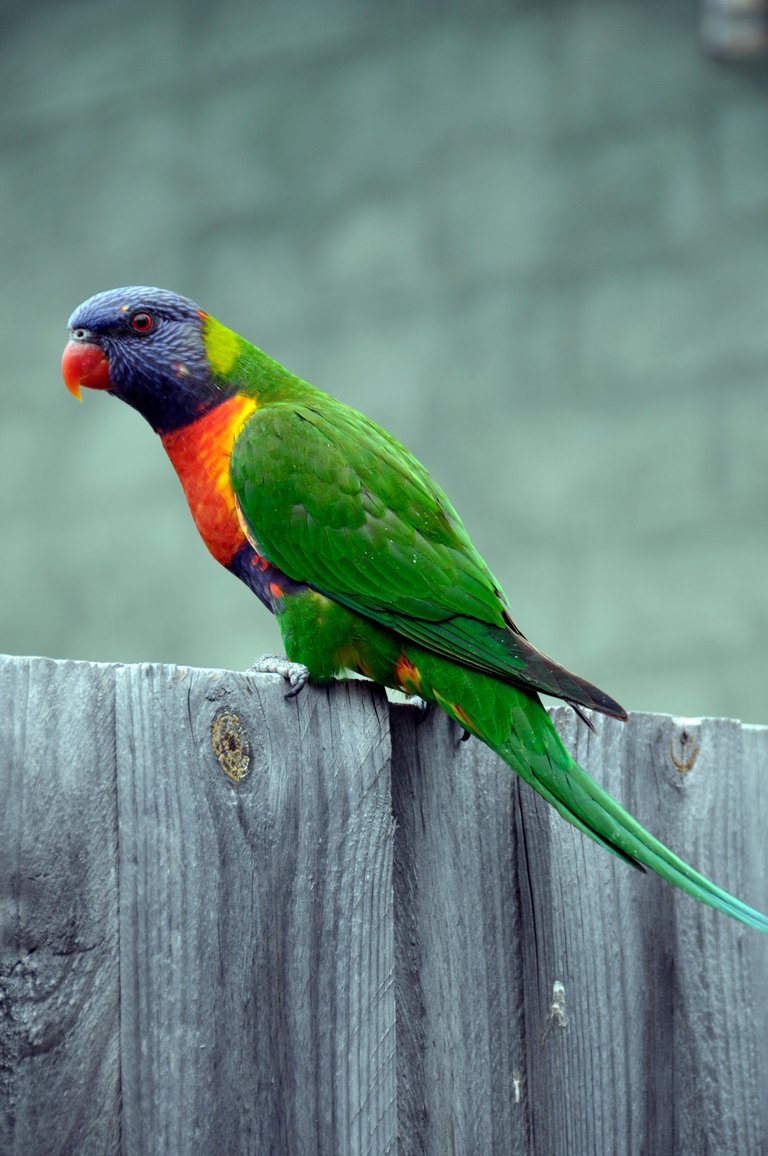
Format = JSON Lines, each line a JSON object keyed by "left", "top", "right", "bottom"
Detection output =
{"left": 390, "top": 704, "right": 528, "bottom": 1155}
{"left": 115, "top": 664, "right": 396, "bottom": 1156}
{"left": 392, "top": 702, "right": 768, "bottom": 1156}
{"left": 0, "top": 656, "right": 120, "bottom": 1156}
{"left": 518, "top": 708, "right": 768, "bottom": 1156}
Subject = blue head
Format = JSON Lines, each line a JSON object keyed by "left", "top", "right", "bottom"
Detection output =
{"left": 63, "top": 286, "right": 234, "bottom": 433}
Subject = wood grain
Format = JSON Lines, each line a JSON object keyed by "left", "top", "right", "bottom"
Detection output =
{"left": 115, "top": 664, "right": 395, "bottom": 1156}
{"left": 391, "top": 702, "right": 768, "bottom": 1156}
{"left": 390, "top": 703, "right": 528, "bottom": 1156}
{"left": 0, "top": 655, "right": 120, "bottom": 1156}
{"left": 2, "top": 655, "right": 767, "bottom": 1155}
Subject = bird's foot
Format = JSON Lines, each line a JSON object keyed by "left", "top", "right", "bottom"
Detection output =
{"left": 248, "top": 654, "right": 311, "bottom": 699}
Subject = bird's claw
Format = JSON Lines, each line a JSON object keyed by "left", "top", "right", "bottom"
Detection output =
{"left": 248, "top": 654, "right": 311, "bottom": 699}
{"left": 283, "top": 667, "right": 310, "bottom": 698}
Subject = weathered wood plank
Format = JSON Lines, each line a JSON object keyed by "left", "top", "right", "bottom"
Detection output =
{"left": 391, "top": 703, "right": 768, "bottom": 1156}
{"left": 521, "top": 708, "right": 768, "bottom": 1156}
{"left": 115, "top": 665, "right": 396, "bottom": 1156}
{"left": 0, "top": 655, "right": 120, "bottom": 1156}
{"left": 390, "top": 704, "right": 528, "bottom": 1156}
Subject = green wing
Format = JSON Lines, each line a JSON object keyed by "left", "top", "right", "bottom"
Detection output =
{"left": 230, "top": 395, "right": 625, "bottom": 718}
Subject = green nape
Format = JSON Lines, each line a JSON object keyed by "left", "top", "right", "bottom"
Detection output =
{"left": 201, "top": 314, "right": 314, "bottom": 401}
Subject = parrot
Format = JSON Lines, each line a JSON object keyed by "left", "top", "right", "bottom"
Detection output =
{"left": 62, "top": 285, "right": 768, "bottom": 933}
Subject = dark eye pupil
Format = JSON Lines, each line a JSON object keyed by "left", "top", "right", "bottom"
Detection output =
{"left": 131, "top": 312, "right": 153, "bottom": 332}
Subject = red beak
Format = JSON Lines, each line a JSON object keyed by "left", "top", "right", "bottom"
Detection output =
{"left": 62, "top": 340, "right": 112, "bottom": 400}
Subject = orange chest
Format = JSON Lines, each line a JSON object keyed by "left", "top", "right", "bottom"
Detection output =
{"left": 161, "top": 395, "right": 257, "bottom": 565}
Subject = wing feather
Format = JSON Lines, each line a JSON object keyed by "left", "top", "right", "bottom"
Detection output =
{"left": 230, "top": 397, "right": 625, "bottom": 719}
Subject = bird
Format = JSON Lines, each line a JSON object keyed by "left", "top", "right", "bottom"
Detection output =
{"left": 62, "top": 285, "right": 768, "bottom": 932}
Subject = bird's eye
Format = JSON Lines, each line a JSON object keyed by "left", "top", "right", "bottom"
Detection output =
{"left": 131, "top": 311, "right": 154, "bottom": 332}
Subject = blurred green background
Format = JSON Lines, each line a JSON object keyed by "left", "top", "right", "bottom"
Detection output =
{"left": 2, "top": 1, "right": 768, "bottom": 720}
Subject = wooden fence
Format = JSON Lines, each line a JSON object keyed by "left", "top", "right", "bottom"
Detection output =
{"left": 1, "top": 654, "right": 767, "bottom": 1155}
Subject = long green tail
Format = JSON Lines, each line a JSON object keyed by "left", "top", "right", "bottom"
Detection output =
{"left": 426, "top": 657, "right": 768, "bottom": 933}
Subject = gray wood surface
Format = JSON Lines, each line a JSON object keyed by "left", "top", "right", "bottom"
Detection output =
{"left": 115, "top": 664, "right": 395, "bottom": 1156}
{"left": 391, "top": 704, "right": 768, "bottom": 1156}
{"left": 2, "top": 654, "right": 767, "bottom": 1155}
{"left": 390, "top": 704, "right": 527, "bottom": 1155}
{"left": 0, "top": 656, "right": 121, "bottom": 1156}
{"left": 1, "top": 657, "right": 395, "bottom": 1156}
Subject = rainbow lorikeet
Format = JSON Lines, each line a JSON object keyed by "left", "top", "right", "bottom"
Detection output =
{"left": 62, "top": 286, "right": 768, "bottom": 932}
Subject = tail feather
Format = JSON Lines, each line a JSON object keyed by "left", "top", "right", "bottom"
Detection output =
{"left": 499, "top": 713, "right": 768, "bottom": 934}
{"left": 405, "top": 644, "right": 768, "bottom": 932}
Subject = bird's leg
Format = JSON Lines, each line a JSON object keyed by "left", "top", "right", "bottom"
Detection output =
{"left": 248, "top": 654, "right": 311, "bottom": 699}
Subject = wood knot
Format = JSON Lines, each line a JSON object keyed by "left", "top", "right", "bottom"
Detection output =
{"left": 669, "top": 729, "right": 700, "bottom": 775}
{"left": 211, "top": 708, "right": 251, "bottom": 782}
